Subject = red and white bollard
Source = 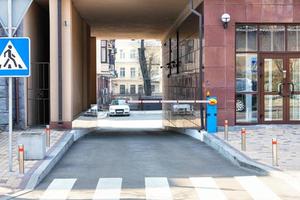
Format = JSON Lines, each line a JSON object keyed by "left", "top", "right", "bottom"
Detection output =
{"left": 45, "top": 125, "right": 50, "bottom": 147}
{"left": 241, "top": 128, "right": 246, "bottom": 151}
{"left": 224, "top": 120, "right": 229, "bottom": 141}
{"left": 272, "top": 138, "right": 278, "bottom": 166}
{"left": 18, "top": 144, "right": 24, "bottom": 174}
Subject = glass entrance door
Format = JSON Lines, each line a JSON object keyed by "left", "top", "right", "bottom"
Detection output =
{"left": 261, "top": 55, "right": 300, "bottom": 123}
{"left": 289, "top": 58, "right": 300, "bottom": 121}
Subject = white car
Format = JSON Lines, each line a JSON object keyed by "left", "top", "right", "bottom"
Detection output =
{"left": 109, "top": 100, "right": 130, "bottom": 116}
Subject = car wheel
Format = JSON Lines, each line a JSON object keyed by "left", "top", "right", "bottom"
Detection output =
{"left": 236, "top": 99, "right": 245, "bottom": 112}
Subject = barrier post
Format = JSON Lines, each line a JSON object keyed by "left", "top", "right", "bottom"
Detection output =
{"left": 241, "top": 128, "right": 246, "bottom": 151}
{"left": 206, "top": 96, "right": 218, "bottom": 134}
{"left": 45, "top": 125, "right": 50, "bottom": 147}
{"left": 272, "top": 138, "right": 278, "bottom": 166}
{"left": 224, "top": 120, "right": 228, "bottom": 140}
{"left": 18, "top": 144, "right": 24, "bottom": 174}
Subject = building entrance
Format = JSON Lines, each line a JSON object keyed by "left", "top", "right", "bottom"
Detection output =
{"left": 260, "top": 55, "right": 300, "bottom": 123}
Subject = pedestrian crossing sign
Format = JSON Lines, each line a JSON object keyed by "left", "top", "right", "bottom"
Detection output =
{"left": 0, "top": 37, "right": 30, "bottom": 77}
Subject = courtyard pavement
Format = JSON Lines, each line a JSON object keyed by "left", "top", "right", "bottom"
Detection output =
{"left": 0, "top": 128, "right": 67, "bottom": 196}
{"left": 216, "top": 125, "right": 300, "bottom": 179}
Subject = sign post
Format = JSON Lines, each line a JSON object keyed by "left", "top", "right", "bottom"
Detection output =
{"left": 0, "top": 0, "right": 32, "bottom": 172}
{"left": 8, "top": 0, "right": 13, "bottom": 173}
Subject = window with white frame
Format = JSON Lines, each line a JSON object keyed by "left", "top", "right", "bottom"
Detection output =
{"left": 130, "top": 49, "right": 136, "bottom": 59}
{"left": 120, "top": 85, "right": 126, "bottom": 94}
{"left": 119, "top": 49, "right": 126, "bottom": 59}
{"left": 130, "top": 68, "right": 136, "bottom": 78}
{"left": 101, "top": 40, "right": 107, "bottom": 63}
{"left": 120, "top": 68, "right": 125, "bottom": 78}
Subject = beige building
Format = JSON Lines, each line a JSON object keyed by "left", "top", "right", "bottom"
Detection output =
{"left": 110, "top": 40, "right": 162, "bottom": 99}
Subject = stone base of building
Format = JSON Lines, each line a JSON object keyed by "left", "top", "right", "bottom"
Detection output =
{"left": 50, "top": 121, "right": 72, "bottom": 130}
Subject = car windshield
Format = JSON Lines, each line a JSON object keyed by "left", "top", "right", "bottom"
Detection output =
{"left": 111, "top": 100, "right": 127, "bottom": 105}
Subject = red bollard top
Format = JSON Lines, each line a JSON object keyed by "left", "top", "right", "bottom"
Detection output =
{"left": 241, "top": 128, "right": 246, "bottom": 134}
{"left": 46, "top": 125, "right": 50, "bottom": 132}
{"left": 224, "top": 120, "right": 228, "bottom": 126}
{"left": 19, "top": 146, "right": 24, "bottom": 152}
{"left": 272, "top": 138, "right": 277, "bottom": 145}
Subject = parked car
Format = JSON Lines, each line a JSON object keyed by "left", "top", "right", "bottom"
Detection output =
{"left": 109, "top": 99, "right": 130, "bottom": 116}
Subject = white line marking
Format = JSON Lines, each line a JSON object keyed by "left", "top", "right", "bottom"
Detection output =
{"left": 39, "top": 179, "right": 76, "bottom": 200}
{"left": 93, "top": 178, "right": 122, "bottom": 200}
{"left": 145, "top": 177, "right": 173, "bottom": 200}
{"left": 235, "top": 176, "right": 281, "bottom": 200}
{"left": 190, "top": 177, "right": 227, "bottom": 200}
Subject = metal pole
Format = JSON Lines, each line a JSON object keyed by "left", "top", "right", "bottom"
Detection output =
{"left": 272, "top": 138, "right": 278, "bottom": 166}
{"left": 241, "top": 128, "right": 246, "bottom": 151}
{"left": 224, "top": 120, "right": 228, "bottom": 140}
{"left": 8, "top": 0, "right": 13, "bottom": 172}
{"left": 18, "top": 144, "right": 24, "bottom": 174}
{"left": 46, "top": 125, "right": 51, "bottom": 147}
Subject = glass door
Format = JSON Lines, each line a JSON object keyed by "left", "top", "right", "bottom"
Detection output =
{"left": 289, "top": 57, "right": 300, "bottom": 122}
{"left": 261, "top": 55, "right": 300, "bottom": 123}
{"left": 261, "top": 56, "right": 286, "bottom": 122}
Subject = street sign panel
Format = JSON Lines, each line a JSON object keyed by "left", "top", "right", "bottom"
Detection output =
{"left": 0, "top": 0, "right": 33, "bottom": 35}
{"left": 0, "top": 37, "right": 30, "bottom": 77}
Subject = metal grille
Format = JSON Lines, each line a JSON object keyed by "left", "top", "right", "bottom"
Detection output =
{"left": 27, "top": 62, "right": 49, "bottom": 126}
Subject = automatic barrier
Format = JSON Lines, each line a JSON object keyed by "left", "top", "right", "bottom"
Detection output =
{"left": 127, "top": 97, "right": 218, "bottom": 134}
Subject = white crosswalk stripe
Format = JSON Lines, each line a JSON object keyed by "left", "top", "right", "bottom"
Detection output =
{"left": 93, "top": 178, "right": 122, "bottom": 200}
{"left": 190, "top": 177, "right": 227, "bottom": 200}
{"left": 235, "top": 176, "right": 281, "bottom": 200}
{"left": 38, "top": 176, "right": 287, "bottom": 200}
{"left": 39, "top": 178, "right": 76, "bottom": 200}
{"left": 145, "top": 177, "right": 173, "bottom": 200}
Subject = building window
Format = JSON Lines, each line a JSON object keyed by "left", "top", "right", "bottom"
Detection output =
{"left": 119, "top": 49, "right": 126, "bottom": 59}
{"left": 130, "top": 85, "right": 136, "bottom": 94}
{"left": 287, "top": 25, "right": 300, "bottom": 51}
{"left": 259, "top": 25, "right": 285, "bottom": 52}
{"left": 130, "top": 49, "right": 136, "bottom": 59}
{"left": 101, "top": 40, "right": 107, "bottom": 63}
{"left": 130, "top": 68, "right": 136, "bottom": 78}
{"left": 186, "top": 39, "right": 194, "bottom": 63}
{"left": 138, "top": 85, "right": 143, "bottom": 94}
{"left": 120, "top": 85, "right": 125, "bottom": 94}
{"left": 236, "top": 25, "right": 257, "bottom": 52}
{"left": 120, "top": 68, "right": 125, "bottom": 78}
{"left": 236, "top": 25, "right": 258, "bottom": 123}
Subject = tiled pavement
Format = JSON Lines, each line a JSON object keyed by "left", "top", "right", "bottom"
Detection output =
{"left": 216, "top": 125, "right": 300, "bottom": 177}
{"left": 0, "top": 128, "right": 66, "bottom": 195}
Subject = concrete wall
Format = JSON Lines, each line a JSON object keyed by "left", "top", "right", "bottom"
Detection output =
{"left": 49, "top": 0, "right": 96, "bottom": 128}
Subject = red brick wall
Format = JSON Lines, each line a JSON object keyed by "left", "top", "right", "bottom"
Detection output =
{"left": 203, "top": 0, "right": 300, "bottom": 125}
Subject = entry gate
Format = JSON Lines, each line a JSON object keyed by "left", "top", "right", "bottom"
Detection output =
{"left": 127, "top": 97, "right": 218, "bottom": 133}
{"left": 27, "top": 62, "right": 49, "bottom": 126}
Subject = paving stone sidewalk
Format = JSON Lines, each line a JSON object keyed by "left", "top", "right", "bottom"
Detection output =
{"left": 216, "top": 125, "right": 300, "bottom": 178}
{"left": 0, "top": 128, "right": 66, "bottom": 196}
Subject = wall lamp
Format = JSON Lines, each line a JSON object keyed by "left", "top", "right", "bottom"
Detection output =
{"left": 221, "top": 13, "right": 231, "bottom": 29}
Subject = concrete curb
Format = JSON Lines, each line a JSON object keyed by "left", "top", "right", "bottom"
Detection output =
{"left": 175, "top": 128, "right": 300, "bottom": 192}
{"left": 0, "top": 128, "right": 95, "bottom": 200}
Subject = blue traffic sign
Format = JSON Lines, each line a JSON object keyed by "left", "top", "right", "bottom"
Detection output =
{"left": 0, "top": 37, "right": 30, "bottom": 77}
